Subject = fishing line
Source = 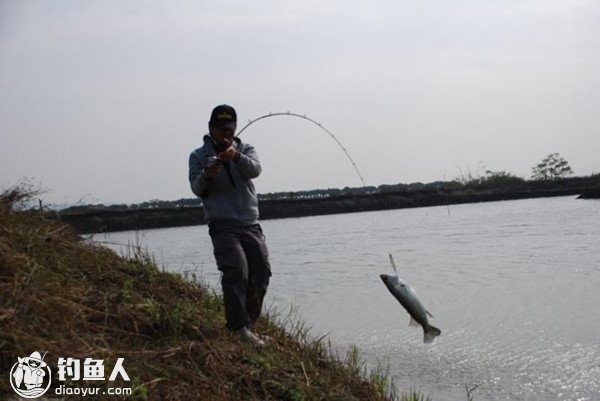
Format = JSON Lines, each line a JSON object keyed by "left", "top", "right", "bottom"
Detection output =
{"left": 236, "top": 112, "right": 366, "bottom": 186}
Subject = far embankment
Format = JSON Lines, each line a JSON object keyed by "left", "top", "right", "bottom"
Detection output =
{"left": 51, "top": 176, "right": 600, "bottom": 234}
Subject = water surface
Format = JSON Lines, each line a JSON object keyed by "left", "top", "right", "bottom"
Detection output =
{"left": 100, "top": 197, "right": 600, "bottom": 401}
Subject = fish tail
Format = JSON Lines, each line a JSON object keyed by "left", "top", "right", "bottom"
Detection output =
{"left": 424, "top": 325, "right": 441, "bottom": 343}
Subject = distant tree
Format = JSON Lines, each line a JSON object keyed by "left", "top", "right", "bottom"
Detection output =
{"left": 107, "top": 204, "right": 129, "bottom": 209}
{"left": 455, "top": 161, "right": 485, "bottom": 185}
{"left": 479, "top": 170, "right": 525, "bottom": 188}
{"left": 531, "top": 153, "right": 573, "bottom": 180}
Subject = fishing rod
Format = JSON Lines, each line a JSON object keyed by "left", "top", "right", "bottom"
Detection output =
{"left": 236, "top": 112, "right": 366, "bottom": 187}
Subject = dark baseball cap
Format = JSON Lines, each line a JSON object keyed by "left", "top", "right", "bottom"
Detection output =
{"left": 209, "top": 104, "right": 237, "bottom": 128}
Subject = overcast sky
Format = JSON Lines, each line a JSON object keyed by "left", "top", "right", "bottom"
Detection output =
{"left": 1, "top": 0, "right": 599, "bottom": 205}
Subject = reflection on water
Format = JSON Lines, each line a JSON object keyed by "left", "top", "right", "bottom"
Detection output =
{"left": 100, "top": 196, "right": 600, "bottom": 401}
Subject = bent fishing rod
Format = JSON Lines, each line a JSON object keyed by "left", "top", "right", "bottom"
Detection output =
{"left": 235, "top": 112, "right": 366, "bottom": 187}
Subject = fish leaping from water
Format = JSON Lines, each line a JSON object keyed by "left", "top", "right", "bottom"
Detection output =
{"left": 380, "top": 254, "right": 441, "bottom": 343}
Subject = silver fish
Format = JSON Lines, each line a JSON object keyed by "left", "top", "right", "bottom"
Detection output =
{"left": 380, "top": 254, "right": 441, "bottom": 343}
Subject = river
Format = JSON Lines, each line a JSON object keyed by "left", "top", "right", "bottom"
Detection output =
{"left": 98, "top": 196, "right": 600, "bottom": 401}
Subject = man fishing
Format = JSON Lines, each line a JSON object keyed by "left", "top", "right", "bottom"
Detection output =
{"left": 188, "top": 104, "right": 271, "bottom": 347}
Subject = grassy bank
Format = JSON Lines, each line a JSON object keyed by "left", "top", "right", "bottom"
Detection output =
{"left": 0, "top": 190, "right": 420, "bottom": 401}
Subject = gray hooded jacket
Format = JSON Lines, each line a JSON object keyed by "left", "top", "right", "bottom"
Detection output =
{"left": 188, "top": 135, "right": 262, "bottom": 225}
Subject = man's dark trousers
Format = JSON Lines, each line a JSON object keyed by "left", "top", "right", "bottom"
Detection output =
{"left": 209, "top": 222, "right": 271, "bottom": 331}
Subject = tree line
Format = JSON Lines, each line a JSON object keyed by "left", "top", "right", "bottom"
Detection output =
{"left": 62, "top": 153, "right": 589, "bottom": 211}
